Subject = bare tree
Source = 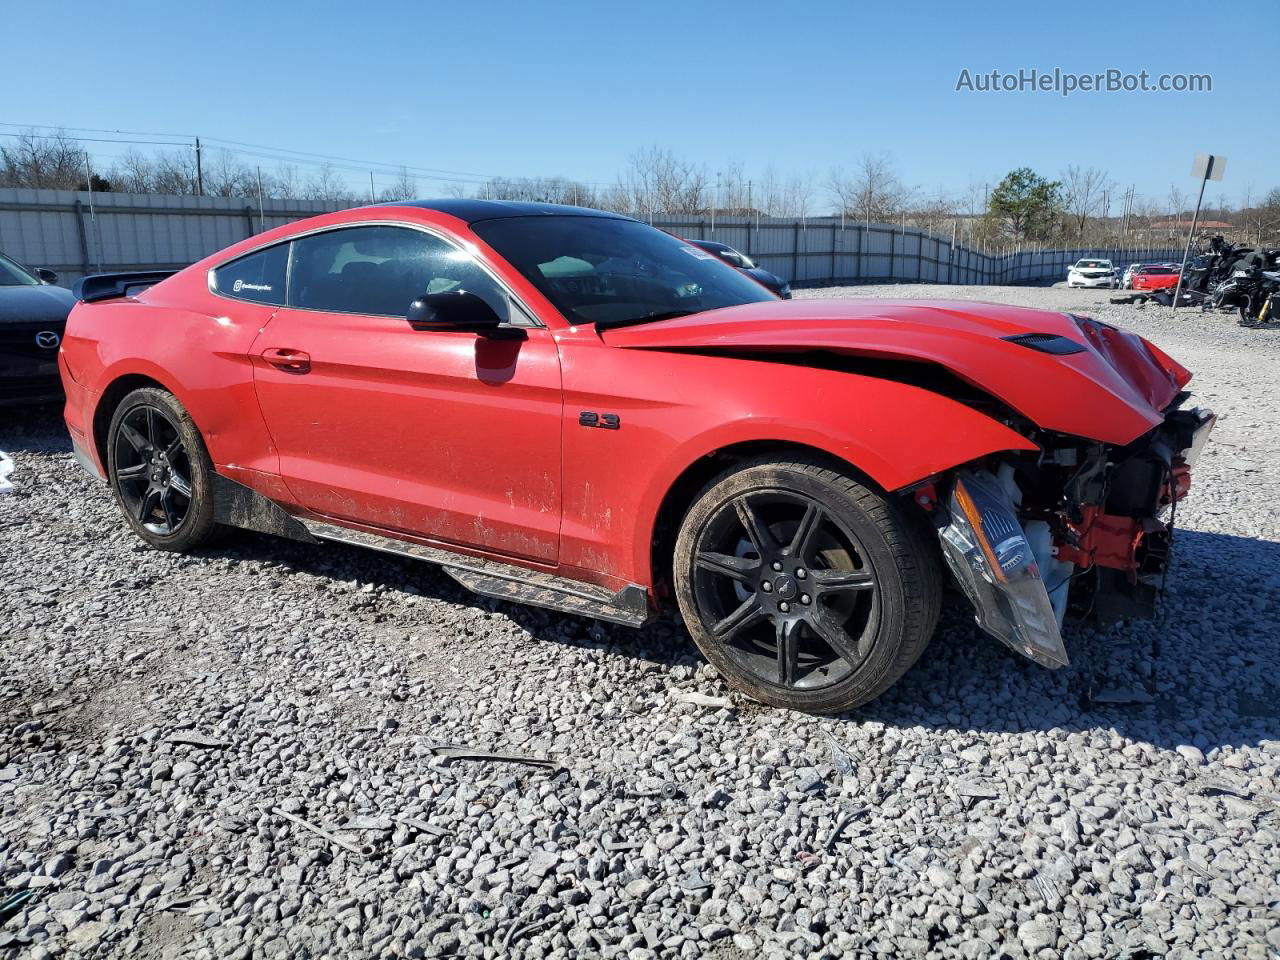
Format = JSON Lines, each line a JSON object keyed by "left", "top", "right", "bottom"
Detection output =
{"left": 304, "top": 163, "right": 355, "bottom": 203}
{"left": 378, "top": 167, "right": 418, "bottom": 202}
{"left": 477, "top": 175, "right": 596, "bottom": 207}
{"left": 608, "top": 146, "right": 708, "bottom": 215}
{"left": 907, "top": 190, "right": 957, "bottom": 236}
{"left": 827, "top": 153, "right": 912, "bottom": 224}
{"left": 1167, "top": 184, "right": 1187, "bottom": 235}
{"left": 1259, "top": 187, "right": 1280, "bottom": 244}
{"left": 109, "top": 149, "right": 161, "bottom": 194}
{"left": 270, "top": 164, "right": 303, "bottom": 199}
{"left": 1060, "top": 165, "right": 1112, "bottom": 242}
{"left": 202, "top": 148, "right": 256, "bottom": 198}
{"left": 0, "top": 129, "right": 91, "bottom": 189}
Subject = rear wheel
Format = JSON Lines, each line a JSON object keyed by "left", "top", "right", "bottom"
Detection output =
{"left": 107, "top": 387, "right": 217, "bottom": 551}
{"left": 673, "top": 456, "right": 941, "bottom": 714}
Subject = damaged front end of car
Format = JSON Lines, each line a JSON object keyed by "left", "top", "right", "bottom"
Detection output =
{"left": 924, "top": 396, "right": 1215, "bottom": 669}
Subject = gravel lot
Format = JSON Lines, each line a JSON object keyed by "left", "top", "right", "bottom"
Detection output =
{"left": 2, "top": 285, "right": 1278, "bottom": 959}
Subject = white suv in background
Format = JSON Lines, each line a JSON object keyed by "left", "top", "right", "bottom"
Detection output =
{"left": 1067, "top": 259, "right": 1118, "bottom": 288}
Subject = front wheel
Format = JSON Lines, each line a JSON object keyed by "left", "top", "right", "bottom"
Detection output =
{"left": 673, "top": 457, "right": 941, "bottom": 714}
{"left": 107, "top": 387, "right": 218, "bottom": 551}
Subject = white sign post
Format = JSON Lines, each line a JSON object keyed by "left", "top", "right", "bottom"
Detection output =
{"left": 1171, "top": 154, "right": 1226, "bottom": 312}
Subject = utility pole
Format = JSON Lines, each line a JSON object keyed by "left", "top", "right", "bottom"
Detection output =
{"left": 83, "top": 155, "right": 102, "bottom": 272}
{"left": 256, "top": 166, "right": 266, "bottom": 233}
{"left": 194, "top": 137, "right": 204, "bottom": 197}
{"left": 369, "top": 172, "right": 376, "bottom": 204}
{"left": 712, "top": 171, "right": 720, "bottom": 234}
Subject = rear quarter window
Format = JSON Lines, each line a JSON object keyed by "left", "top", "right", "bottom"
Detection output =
{"left": 212, "top": 244, "right": 289, "bottom": 305}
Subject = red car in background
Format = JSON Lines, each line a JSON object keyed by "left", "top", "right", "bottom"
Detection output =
{"left": 1131, "top": 264, "right": 1181, "bottom": 291}
{"left": 59, "top": 200, "right": 1214, "bottom": 714}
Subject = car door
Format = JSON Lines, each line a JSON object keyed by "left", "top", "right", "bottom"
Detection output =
{"left": 250, "top": 223, "right": 563, "bottom": 563}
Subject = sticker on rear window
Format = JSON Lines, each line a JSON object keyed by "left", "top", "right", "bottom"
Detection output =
{"left": 680, "top": 245, "right": 715, "bottom": 260}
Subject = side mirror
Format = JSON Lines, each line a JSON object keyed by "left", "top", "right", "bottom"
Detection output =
{"left": 36, "top": 268, "right": 58, "bottom": 284}
{"left": 407, "top": 290, "right": 504, "bottom": 332}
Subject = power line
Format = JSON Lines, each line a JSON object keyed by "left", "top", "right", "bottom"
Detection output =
{"left": 0, "top": 120, "right": 197, "bottom": 139}
{"left": 0, "top": 120, "right": 612, "bottom": 189}
{"left": 0, "top": 131, "right": 190, "bottom": 148}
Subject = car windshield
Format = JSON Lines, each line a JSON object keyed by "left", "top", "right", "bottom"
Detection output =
{"left": 473, "top": 215, "right": 776, "bottom": 328}
{"left": 1076, "top": 260, "right": 1110, "bottom": 269}
{"left": 1141, "top": 266, "right": 1176, "bottom": 275}
{"left": 0, "top": 253, "right": 39, "bottom": 286}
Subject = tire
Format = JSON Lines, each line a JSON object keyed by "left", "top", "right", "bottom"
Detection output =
{"left": 106, "top": 386, "right": 218, "bottom": 552}
{"left": 672, "top": 456, "right": 941, "bottom": 714}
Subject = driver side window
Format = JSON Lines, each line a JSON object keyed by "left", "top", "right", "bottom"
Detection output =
{"left": 287, "top": 225, "right": 510, "bottom": 322}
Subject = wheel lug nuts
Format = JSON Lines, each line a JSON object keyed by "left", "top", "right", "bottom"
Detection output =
{"left": 771, "top": 561, "right": 783, "bottom": 572}
{"left": 801, "top": 594, "right": 811, "bottom": 604}
{"left": 761, "top": 581, "right": 772, "bottom": 592}
{"left": 795, "top": 568, "right": 806, "bottom": 579}
{"left": 778, "top": 602, "right": 790, "bottom": 613}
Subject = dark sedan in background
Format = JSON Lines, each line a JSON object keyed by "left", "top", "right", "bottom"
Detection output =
{"left": 687, "top": 239, "right": 791, "bottom": 298}
{"left": 1, "top": 253, "right": 75, "bottom": 405}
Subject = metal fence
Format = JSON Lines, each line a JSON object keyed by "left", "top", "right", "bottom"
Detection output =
{"left": 1, "top": 187, "right": 1181, "bottom": 288}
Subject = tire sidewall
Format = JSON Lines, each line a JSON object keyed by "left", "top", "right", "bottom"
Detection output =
{"left": 673, "top": 461, "right": 913, "bottom": 714}
{"left": 107, "top": 387, "right": 216, "bottom": 552}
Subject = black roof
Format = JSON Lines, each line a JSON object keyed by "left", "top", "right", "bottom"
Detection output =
{"left": 376, "top": 199, "right": 632, "bottom": 224}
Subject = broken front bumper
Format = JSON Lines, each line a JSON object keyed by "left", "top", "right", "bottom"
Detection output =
{"left": 938, "top": 470, "right": 1070, "bottom": 668}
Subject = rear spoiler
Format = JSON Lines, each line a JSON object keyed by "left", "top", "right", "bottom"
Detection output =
{"left": 72, "top": 270, "right": 178, "bottom": 303}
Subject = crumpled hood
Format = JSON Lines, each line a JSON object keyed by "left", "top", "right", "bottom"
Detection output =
{"left": 603, "top": 298, "right": 1191, "bottom": 446}
{"left": 0, "top": 283, "right": 76, "bottom": 325}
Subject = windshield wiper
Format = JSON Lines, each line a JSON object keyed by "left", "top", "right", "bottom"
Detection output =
{"left": 595, "top": 309, "right": 696, "bottom": 331}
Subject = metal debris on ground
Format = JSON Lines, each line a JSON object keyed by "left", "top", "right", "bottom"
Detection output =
{"left": 500, "top": 913, "right": 558, "bottom": 950}
{"left": 1174, "top": 853, "right": 1214, "bottom": 881}
{"left": 824, "top": 732, "right": 856, "bottom": 776}
{"left": 342, "top": 815, "right": 393, "bottom": 831}
{"left": 163, "top": 732, "right": 229, "bottom": 748}
{"left": 427, "top": 744, "right": 557, "bottom": 769}
{"left": 270, "top": 806, "right": 364, "bottom": 858}
{"left": 0, "top": 889, "right": 34, "bottom": 924}
{"left": 825, "top": 807, "right": 867, "bottom": 851}
{"left": 396, "top": 815, "right": 449, "bottom": 838}
{"left": 670, "top": 690, "right": 733, "bottom": 709}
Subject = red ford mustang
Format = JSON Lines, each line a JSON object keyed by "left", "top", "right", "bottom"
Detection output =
{"left": 60, "top": 201, "right": 1214, "bottom": 714}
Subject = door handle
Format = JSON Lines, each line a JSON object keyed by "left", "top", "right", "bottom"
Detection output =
{"left": 262, "top": 347, "right": 311, "bottom": 373}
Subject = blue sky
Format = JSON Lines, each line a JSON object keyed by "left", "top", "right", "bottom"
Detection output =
{"left": 7, "top": 0, "right": 1272, "bottom": 209}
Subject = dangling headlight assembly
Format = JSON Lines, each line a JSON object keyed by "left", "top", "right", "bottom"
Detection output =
{"left": 937, "top": 470, "right": 1070, "bottom": 668}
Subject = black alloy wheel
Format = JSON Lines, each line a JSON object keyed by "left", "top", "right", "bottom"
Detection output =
{"left": 673, "top": 457, "right": 941, "bottom": 714}
{"left": 107, "top": 386, "right": 218, "bottom": 551}
{"left": 112, "top": 404, "right": 194, "bottom": 535}
{"left": 691, "top": 489, "right": 879, "bottom": 690}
